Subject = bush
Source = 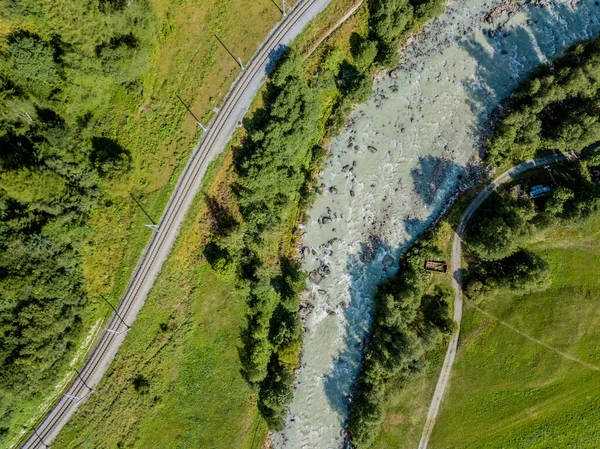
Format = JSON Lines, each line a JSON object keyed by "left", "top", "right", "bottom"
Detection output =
{"left": 132, "top": 374, "right": 150, "bottom": 394}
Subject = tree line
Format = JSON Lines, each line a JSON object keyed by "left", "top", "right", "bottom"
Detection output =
{"left": 487, "top": 37, "right": 600, "bottom": 165}
{"left": 347, "top": 234, "right": 454, "bottom": 448}
{"left": 0, "top": 0, "right": 153, "bottom": 442}
{"left": 201, "top": 0, "right": 446, "bottom": 432}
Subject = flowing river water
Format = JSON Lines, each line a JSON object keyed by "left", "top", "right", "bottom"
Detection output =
{"left": 274, "top": 1, "right": 600, "bottom": 448}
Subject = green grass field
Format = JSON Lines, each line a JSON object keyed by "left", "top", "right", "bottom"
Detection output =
{"left": 48, "top": 1, "right": 367, "bottom": 447}
{"left": 54, "top": 152, "right": 267, "bottom": 449}
{"left": 429, "top": 216, "right": 600, "bottom": 448}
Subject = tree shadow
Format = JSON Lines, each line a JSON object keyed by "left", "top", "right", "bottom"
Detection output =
{"left": 203, "top": 193, "right": 238, "bottom": 236}
{"left": 458, "top": 1, "right": 600, "bottom": 158}
{"left": 90, "top": 136, "right": 131, "bottom": 177}
{"left": 265, "top": 43, "right": 291, "bottom": 74}
{"left": 98, "top": 0, "right": 127, "bottom": 13}
{"left": 322, "top": 236, "right": 396, "bottom": 420}
{"left": 410, "top": 155, "right": 464, "bottom": 206}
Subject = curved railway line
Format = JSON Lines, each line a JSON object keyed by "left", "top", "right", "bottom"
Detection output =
{"left": 20, "top": 1, "right": 330, "bottom": 446}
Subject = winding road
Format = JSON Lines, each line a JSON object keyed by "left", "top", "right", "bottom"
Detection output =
{"left": 20, "top": 1, "right": 332, "bottom": 447}
{"left": 417, "top": 152, "right": 573, "bottom": 449}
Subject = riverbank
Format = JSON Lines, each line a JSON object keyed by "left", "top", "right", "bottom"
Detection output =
{"left": 280, "top": 1, "right": 600, "bottom": 447}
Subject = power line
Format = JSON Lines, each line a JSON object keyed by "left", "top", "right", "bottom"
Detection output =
{"left": 214, "top": 34, "right": 244, "bottom": 70}
{"left": 102, "top": 296, "right": 130, "bottom": 336}
{"left": 175, "top": 93, "right": 208, "bottom": 130}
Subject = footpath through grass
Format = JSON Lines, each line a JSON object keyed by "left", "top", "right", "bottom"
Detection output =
{"left": 429, "top": 216, "right": 600, "bottom": 448}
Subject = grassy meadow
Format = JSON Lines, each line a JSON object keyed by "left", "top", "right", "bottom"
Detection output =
{"left": 2, "top": 0, "right": 288, "bottom": 446}
{"left": 82, "top": 0, "right": 287, "bottom": 326}
{"left": 54, "top": 151, "right": 268, "bottom": 449}
{"left": 50, "top": 0, "right": 371, "bottom": 447}
{"left": 428, "top": 219, "right": 600, "bottom": 447}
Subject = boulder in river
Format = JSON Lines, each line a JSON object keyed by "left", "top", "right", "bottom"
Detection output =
{"left": 302, "top": 246, "right": 310, "bottom": 258}
{"left": 322, "top": 216, "right": 332, "bottom": 224}
{"left": 329, "top": 186, "right": 338, "bottom": 194}
{"left": 382, "top": 254, "right": 395, "bottom": 267}
{"left": 350, "top": 190, "right": 355, "bottom": 197}
{"left": 368, "top": 146, "right": 378, "bottom": 153}
{"left": 327, "top": 310, "right": 337, "bottom": 317}
{"left": 309, "top": 271, "right": 322, "bottom": 284}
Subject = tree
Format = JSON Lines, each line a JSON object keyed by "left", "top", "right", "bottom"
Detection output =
{"left": 544, "top": 187, "right": 574, "bottom": 217}
{"left": 465, "top": 249, "right": 551, "bottom": 300}
{"left": 466, "top": 192, "right": 536, "bottom": 260}
{"left": 6, "top": 33, "right": 63, "bottom": 99}
{"left": 351, "top": 36, "right": 378, "bottom": 72}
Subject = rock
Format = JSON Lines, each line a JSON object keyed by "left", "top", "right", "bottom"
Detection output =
{"left": 350, "top": 190, "right": 355, "bottom": 197}
{"left": 342, "top": 165, "right": 350, "bottom": 172}
{"left": 382, "top": 254, "right": 395, "bottom": 267}
{"left": 368, "top": 146, "right": 378, "bottom": 153}
{"left": 322, "top": 216, "right": 332, "bottom": 224}
{"left": 309, "top": 271, "right": 322, "bottom": 284}
{"left": 302, "top": 246, "right": 310, "bottom": 258}
{"left": 339, "top": 301, "right": 348, "bottom": 309}
{"left": 329, "top": 186, "right": 338, "bottom": 194}
{"left": 311, "top": 249, "right": 317, "bottom": 255}
{"left": 328, "top": 310, "right": 337, "bottom": 316}
{"left": 323, "top": 266, "right": 331, "bottom": 276}
{"left": 389, "top": 69, "right": 398, "bottom": 79}
{"left": 352, "top": 160, "right": 357, "bottom": 167}
{"left": 318, "top": 289, "right": 327, "bottom": 295}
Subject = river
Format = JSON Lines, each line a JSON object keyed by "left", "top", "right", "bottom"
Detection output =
{"left": 274, "top": 1, "right": 600, "bottom": 448}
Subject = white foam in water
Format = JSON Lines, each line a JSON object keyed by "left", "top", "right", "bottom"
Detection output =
{"left": 274, "top": 1, "right": 600, "bottom": 448}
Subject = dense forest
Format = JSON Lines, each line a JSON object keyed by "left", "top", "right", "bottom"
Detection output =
{"left": 487, "top": 37, "right": 600, "bottom": 165}
{"left": 0, "top": 0, "right": 154, "bottom": 442}
{"left": 200, "top": 0, "right": 447, "bottom": 430}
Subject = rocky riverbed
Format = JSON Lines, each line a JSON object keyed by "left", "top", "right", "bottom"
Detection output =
{"left": 273, "top": 1, "right": 600, "bottom": 448}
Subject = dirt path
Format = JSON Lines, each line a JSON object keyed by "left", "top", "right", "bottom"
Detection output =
{"left": 417, "top": 152, "right": 573, "bottom": 449}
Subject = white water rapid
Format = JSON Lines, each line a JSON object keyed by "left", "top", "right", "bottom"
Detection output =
{"left": 275, "top": 1, "right": 600, "bottom": 448}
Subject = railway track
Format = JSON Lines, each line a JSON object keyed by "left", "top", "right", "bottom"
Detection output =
{"left": 20, "top": 1, "right": 330, "bottom": 446}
